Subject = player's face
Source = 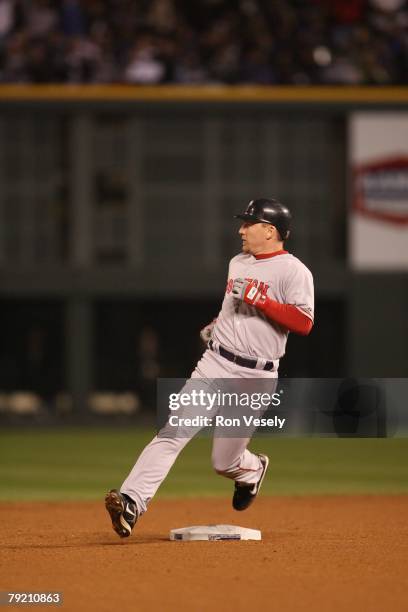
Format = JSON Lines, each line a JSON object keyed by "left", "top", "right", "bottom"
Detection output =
{"left": 239, "top": 221, "right": 277, "bottom": 255}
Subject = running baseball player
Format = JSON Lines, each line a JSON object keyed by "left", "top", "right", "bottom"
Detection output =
{"left": 105, "top": 198, "right": 314, "bottom": 537}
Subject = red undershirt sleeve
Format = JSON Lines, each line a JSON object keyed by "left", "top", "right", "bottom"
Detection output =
{"left": 257, "top": 297, "right": 313, "bottom": 336}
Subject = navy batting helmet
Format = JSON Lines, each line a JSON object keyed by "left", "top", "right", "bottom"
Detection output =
{"left": 234, "top": 198, "right": 292, "bottom": 240}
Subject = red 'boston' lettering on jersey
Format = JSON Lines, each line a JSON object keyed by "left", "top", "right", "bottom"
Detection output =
{"left": 245, "top": 279, "right": 270, "bottom": 299}
{"left": 226, "top": 277, "right": 270, "bottom": 298}
{"left": 214, "top": 252, "right": 314, "bottom": 361}
{"left": 258, "top": 281, "right": 269, "bottom": 298}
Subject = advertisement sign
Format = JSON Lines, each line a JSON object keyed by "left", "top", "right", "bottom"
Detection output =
{"left": 349, "top": 113, "right": 408, "bottom": 270}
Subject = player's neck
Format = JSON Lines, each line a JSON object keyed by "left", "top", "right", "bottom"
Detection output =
{"left": 252, "top": 243, "right": 286, "bottom": 258}
{"left": 254, "top": 249, "right": 287, "bottom": 260}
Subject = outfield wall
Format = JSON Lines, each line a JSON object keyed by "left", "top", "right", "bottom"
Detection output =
{"left": 0, "top": 86, "right": 406, "bottom": 410}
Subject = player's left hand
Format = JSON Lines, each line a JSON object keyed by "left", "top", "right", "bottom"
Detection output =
{"left": 232, "top": 278, "right": 263, "bottom": 306}
{"left": 200, "top": 319, "right": 216, "bottom": 343}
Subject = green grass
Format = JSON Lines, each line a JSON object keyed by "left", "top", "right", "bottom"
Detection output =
{"left": 0, "top": 428, "right": 407, "bottom": 501}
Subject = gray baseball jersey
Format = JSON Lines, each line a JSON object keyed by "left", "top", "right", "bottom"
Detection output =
{"left": 119, "top": 250, "right": 314, "bottom": 517}
{"left": 213, "top": 250, "right": 314, "bottom": 363}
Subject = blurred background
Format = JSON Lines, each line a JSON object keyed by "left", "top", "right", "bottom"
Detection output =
{"left": 0, "top": 0, "right": 407, "bottom": 85}
{"left": 0, "top": 0, "right": 407, "bottom": 425}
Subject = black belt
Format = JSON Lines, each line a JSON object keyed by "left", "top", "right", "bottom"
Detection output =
{"left": 209, "top": 340, "right": 274, "bottom": 371}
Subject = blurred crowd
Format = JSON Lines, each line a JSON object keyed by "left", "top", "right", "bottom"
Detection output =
{"left": 0, "top": 0, "right": 407, "bottom": 85}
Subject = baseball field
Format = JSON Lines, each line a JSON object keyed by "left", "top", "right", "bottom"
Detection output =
{"left": 0, "top": 428, "right": 407, "bottom": 611}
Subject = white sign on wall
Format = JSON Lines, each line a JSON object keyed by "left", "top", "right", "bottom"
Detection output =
{"left": 349, "top": 113, "right": 408, "bottom": 270}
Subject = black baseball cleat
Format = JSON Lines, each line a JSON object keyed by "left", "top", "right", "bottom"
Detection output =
{"left": 105, "top": 489, "right": 138, "bottom": 538}
{"left": 232, "top": 454, "right": 269, "bottom": 511}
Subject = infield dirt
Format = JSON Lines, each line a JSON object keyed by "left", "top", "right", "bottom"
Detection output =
{"left": 1, "top": 496, "right": 407, "bottom": 611}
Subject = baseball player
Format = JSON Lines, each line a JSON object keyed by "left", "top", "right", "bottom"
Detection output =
{"left": 105, "top": 198, "right": 314, "bottom": 538}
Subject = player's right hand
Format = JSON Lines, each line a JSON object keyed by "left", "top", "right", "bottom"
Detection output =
{"left": 200, "top": 319, "right": 216, "bottom": 344}
{"left": 232, "top": 278, "right": 263, "bottom": 306}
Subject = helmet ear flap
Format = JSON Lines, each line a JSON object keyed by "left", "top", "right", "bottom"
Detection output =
{"left": 270, "top": 224, "right": 289, "bottom": 241}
